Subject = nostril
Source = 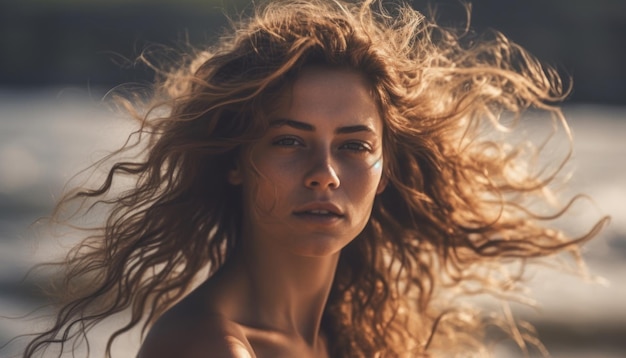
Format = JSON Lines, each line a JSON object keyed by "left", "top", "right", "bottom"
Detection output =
{"left": 305, "top": 163, "right": 341, "bottom": 190}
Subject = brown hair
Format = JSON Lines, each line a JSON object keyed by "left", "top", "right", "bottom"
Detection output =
{"left": 22, "top": 0, "right": 607, "bottom": 357}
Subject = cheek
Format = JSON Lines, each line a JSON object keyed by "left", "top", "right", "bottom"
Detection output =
{"left": 344, "top": 157, "right": 384, "bottom": 199}
{"left": 372, "top": 157, "right": 383, "bottom": 172}
{"left": 360, "top": 156, "right": 384, "bottom": 184}
{"left": 244, "top": 156, "right": 297, "bottom": 212}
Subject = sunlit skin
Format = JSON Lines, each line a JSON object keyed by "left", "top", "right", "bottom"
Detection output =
{"left": 233, "top": 68, "right": 386, "bottom": 259}
{"left": 138, "top": 67, "right": 386, "bottom": 358}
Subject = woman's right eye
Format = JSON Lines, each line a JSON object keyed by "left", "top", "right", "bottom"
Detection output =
{"left": 272, "top": 136, "right": 302, "bottom": 146}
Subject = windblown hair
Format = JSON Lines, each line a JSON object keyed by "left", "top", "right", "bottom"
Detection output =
{"left": 22, "top": 0, "right": 607, "bottom": 357}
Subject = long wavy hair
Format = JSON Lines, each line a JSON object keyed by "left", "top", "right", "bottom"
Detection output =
{"left": 20, "top": 0, "right": 607, "bottom": 357}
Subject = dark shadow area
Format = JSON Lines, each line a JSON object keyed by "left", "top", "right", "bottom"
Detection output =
{"left": 1, "top": 0, "right": 625, "bottom": 104}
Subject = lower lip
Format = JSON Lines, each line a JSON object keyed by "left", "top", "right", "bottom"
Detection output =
{"left": 293, "top": 213, "right": 344, "bottom": 225}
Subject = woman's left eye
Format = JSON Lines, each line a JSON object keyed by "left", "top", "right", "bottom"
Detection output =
{"left": 272, "top": 136, "right": 302, "bottom": 146}
{"left": 341, "top": 142, "right": 371, "bottom": 152}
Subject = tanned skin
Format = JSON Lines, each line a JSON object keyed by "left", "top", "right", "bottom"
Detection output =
{"left": 138, "top": 67, "right": 386, "bottom": 358}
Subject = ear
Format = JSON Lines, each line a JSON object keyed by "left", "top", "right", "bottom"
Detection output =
{"left": 227, "top": 163, "right": 243, "bottom": 185}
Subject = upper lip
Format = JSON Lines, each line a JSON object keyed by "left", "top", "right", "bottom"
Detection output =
{"left": 293, "top": 202, "right": 344, "bottom": 216}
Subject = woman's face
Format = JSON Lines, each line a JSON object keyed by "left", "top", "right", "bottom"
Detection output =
{"left": 229, "top": 66, "right": 386, "bottom": 257}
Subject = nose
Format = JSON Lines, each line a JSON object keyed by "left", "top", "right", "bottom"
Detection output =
{"left": 304, "top": 151, "right": 340, "bottom": 190}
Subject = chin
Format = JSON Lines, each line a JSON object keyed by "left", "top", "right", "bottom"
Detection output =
{"left": 288, "top": 236, "right": 350, "bottom": 258}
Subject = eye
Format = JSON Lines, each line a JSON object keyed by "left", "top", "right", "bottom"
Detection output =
{"left": 272, "top": 136, "right": 303, "bottom": 147}
{"left": 340, "top": 141, "right": 372, "bottom": 152}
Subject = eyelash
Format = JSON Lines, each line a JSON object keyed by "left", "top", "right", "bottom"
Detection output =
{"left": 340, "top": 142, "right": 372, "bottom": 152}
{"left": 272, "top": 136, "right": 303, "bottom": 147}
{"left": 272, "top": 136, "right": 372, "bottom": 152}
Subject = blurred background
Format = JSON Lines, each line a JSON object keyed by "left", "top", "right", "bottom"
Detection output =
{"left": 0, "top": 0, "right": 625, "bottom": 357}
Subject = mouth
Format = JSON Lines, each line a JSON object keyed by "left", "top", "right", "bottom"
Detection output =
{"left": 292, "top": 203, "right": 344, "bottom": 219}
{"left": 293, "top": 209, "right": 343, "bottom": 218}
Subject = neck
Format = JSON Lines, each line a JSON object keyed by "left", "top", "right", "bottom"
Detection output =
{"left": 217, "top": 237, "right": 340, "bottom": 346}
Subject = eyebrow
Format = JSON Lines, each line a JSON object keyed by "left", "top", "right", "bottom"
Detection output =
{"left": 269, "top": 118, "right": 375, "bottom": 134}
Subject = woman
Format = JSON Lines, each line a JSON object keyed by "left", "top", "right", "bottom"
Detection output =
{"left": 21, "top": 0, "right": 606, "bottom": 357}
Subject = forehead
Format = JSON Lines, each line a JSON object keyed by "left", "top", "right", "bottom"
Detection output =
{"left": 268, "top": 66, "right": 383, "bottom": 131}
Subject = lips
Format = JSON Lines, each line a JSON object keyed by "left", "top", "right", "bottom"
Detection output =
{"left": 293, "top": 202, "right": 344, "bottom": 217}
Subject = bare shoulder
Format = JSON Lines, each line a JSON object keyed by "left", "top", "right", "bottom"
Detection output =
{"left": 137, "top": 298, "right": 253, "bottom": 358}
